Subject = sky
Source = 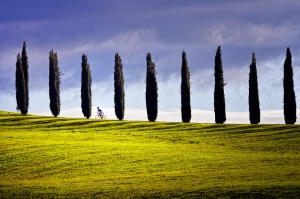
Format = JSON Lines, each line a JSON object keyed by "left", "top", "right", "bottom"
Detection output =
{"left": 1, "top": 0, "right": 300, "bottom": 123}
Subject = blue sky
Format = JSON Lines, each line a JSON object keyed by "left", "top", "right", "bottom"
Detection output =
{"left": 1, "top": 0, "right": 300, "bottom": 123}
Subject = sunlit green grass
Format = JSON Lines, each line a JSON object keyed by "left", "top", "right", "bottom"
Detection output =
{"left": 0, "top": 111, "right": 299, "bottom": 198}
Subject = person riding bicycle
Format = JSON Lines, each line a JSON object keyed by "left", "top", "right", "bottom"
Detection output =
{"left": 97, "top": 107, "right": 103, "bottom": 118}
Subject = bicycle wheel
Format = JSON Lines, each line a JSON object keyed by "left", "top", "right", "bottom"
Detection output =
{"left": 102, "top": 115, "right": 107, "bottom": 119}
{"left": 95, "top": 114, "right": 100, "bottom": 119}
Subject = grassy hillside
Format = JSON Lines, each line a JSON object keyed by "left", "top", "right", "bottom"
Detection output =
{"left": 0, "top": 111, "right": 299, "bottom": 198}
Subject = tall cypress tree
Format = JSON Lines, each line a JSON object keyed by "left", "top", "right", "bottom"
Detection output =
{"left": 114, "top": 53, "right": 125, "bottom": 120}
{"left": 81, "top": 54, "right": 92, "bottom": 119}
{"left": 181, "top": 51, "right": 191, "bottom": 123}
{"left": 145, "top": 52, "right": 158, "bottom": 122}
{"left": 21, "top": 41, "right": 29, "bottom": 114}
{"left": 249, "top": 53, "right": 260, "bottom": 124}
{"left": 15, "top": 53, "right": 27, "bottom": 114}
{"left": 214, "top": 46, "right": 226, "bottom": 124}
{"left": 49, "top": 50, "right": 61, "bottom": 117}
{"left": 283, "top": 47, "right": 297, "bottom": 124}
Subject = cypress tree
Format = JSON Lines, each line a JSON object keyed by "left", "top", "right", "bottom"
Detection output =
{"left": 283, "top": 47, "right": 297, "bottom": 124}
{"left": 49, "top": 50, "right": 61, "bottom": 117}
{"left": 214, "top": 46, "right": 226, "bottom": 124}
{"left": 249, "top": 53, "right": 260, "bottom": 124}
{"left": 15, "top": 53, "right": 27, "bottom": 114}
{"left": 145, "top": 52, "right": 158, "bottom": 122}
{"left": 114, "top": 53, "right": 125, "bottom": 120}
{"left": 21, "top": 41, "right": 29, "bottom": 114}
{"left": 181, "top": 51, "right": 191, "bottom": 122}
{"left": 81, "top": 54, "right": 92, "bottom": 119}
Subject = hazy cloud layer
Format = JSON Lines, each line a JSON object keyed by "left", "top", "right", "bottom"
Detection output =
{"left": 35, "top": 106, "right": 299, "bottom": 125}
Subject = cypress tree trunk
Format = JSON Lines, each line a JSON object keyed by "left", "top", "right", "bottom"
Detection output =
{"left": 21, "top": 41, "right": 29, "bottom": 114}
{"left": 81, "top": 54, "right": 92, "bottom": 119}
{"left": 49, "top": 50, "right": 61, "bottom": 117}
{"left": 214, "top": 46, "right": 226, "bottom": 124}
{"left": 249, "top": 53, "right": 260, "bottom": 124}
{"left": 114, "top": 53, "right": 125, "bottom": 120}
{"left": 15, "top": 53, "right": 27, "bottom": 114}
{"left": 145, "top": 52, "right": 158, "bottom": 122}
{"left": 283, "top": 47, "right": 297, "bottom": 124}
{"left": 181, "top": 51, "right": 191, "bottom": 123}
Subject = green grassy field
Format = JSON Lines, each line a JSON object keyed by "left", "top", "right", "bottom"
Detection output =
{"left": 0, "top": 111, "right": 299, "bottom": 198}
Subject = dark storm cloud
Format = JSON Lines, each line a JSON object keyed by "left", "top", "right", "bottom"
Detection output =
{"left": 2, "top": 0, "right": 299, "bottom": 44}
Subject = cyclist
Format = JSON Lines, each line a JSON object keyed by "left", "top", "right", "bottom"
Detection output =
{"left": 97, "top": 107, "right": 103, "bottom": 118}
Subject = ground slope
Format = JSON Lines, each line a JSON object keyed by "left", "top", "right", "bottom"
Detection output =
{"left": 0, "top": 111, "right": 299, "bottom": 198}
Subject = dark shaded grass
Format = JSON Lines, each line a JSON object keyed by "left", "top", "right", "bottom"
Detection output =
{"left": 1, "top": 185, "right": 300, "bottom": 199}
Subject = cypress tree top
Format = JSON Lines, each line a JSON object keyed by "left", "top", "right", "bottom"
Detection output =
{"left": 146, "top": 53, "right": 152, "bottom": 70}
{"left": 21, "top": 42, "right": 29, "bottom": 81}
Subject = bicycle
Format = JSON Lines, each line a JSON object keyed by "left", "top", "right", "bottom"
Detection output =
{"left": 95, "top": 112, "right": 107, "bottom": 119}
